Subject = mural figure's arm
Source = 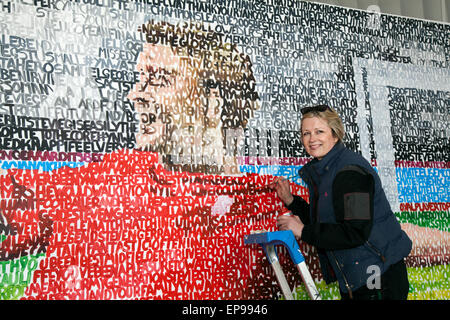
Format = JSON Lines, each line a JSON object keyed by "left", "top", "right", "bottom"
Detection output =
{"left": 401, "top": 223, "right": 450, "bottom": 267}
{"left": 0, "top": 175, "right": 53, "bottom": 261}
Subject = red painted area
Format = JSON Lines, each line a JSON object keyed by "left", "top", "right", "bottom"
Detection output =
{"left": 1, "top": 149, "right": 313, "bottom": 299}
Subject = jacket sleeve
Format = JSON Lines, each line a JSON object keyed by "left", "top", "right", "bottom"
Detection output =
{"left": 286, "top": 195, "right": 311, "bottom": 224}
{"left": 300, "top": 165, "right": 374, "bottom": 250}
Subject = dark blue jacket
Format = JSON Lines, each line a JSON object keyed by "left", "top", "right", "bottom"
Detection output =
{"left": 298, "top": 142, "right": 412, "bottom": 293}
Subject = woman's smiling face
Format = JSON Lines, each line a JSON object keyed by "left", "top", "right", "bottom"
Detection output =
{"left": 301, "top": 116, "right": 338, "bottom": 160}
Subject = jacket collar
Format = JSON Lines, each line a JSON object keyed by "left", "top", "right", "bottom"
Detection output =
{"left": 300, "top": 142, "right": 346, "bottom": 186}
{"left": 311, "top": 141, "right": 345, "bottom": 174}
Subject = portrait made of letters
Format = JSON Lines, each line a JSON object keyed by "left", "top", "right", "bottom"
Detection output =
{"left": 1, "top": 12, "right": 449, "bottom": 300}
{"left": 0, "top": 19, "right": 309, "bottom": 300}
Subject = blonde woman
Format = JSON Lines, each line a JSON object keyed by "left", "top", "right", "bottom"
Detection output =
{"left": 273, "top": 105, "right": 412, "bottom": 300}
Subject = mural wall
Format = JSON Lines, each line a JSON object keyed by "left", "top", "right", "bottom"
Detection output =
{"left": 0, "top": 0, "right": 449, "bottom": 300}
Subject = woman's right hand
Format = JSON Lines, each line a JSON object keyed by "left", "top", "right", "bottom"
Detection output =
{"left": 270, "top": 176, "right": 294, "bottom": 206}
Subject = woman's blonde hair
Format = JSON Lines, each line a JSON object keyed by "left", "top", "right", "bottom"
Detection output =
{"left": 300, "top": 105, "right": 345, "bottom": 142}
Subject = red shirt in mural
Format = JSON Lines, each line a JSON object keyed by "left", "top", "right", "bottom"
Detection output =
{"left": 1, "top": 149, "right": 311, "bottom": 299}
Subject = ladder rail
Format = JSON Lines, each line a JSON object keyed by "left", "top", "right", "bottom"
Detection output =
{"left": 296, "top": 261, "right": 321, "bottom": 300}
{"left": 244, "top": 230, "right": 321, "bottom": 300}
{"left": 265, "top": 244, "right": 294, "bottom": 300}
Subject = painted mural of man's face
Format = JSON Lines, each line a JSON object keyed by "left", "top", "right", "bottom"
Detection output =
{"left": 128, "top": 43, "right": 196, "bottom": 151}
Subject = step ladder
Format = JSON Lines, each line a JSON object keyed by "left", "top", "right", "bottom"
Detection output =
{"left": 244, "top": 230, "right": 321, "bottom": 300}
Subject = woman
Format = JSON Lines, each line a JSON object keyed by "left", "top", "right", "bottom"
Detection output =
{"left": 272, "top": 105, "right": 412, "bottom": 300}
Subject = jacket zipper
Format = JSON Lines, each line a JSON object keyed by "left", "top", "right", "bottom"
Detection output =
{"left": 365, "top": 241, "right": 387, "bottom": 263}
{"left": 330, "top": 251, "right": 353, "bottom": 299}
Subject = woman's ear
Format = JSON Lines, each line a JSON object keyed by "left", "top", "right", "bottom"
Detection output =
{"left": 331, "top": 130, "right": 339, "bottom": 143}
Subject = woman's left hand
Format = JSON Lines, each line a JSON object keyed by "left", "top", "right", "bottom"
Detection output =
{"left": 276, "top": 215, "right": 304, "bottom": 239}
